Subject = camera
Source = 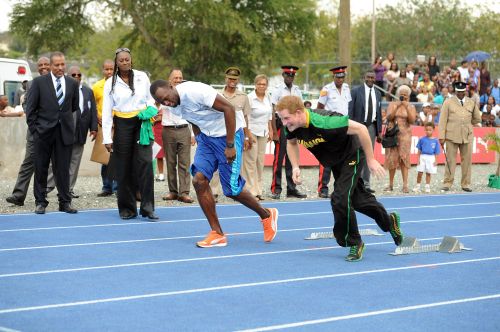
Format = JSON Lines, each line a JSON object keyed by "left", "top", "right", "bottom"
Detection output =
{"left": 399, "top": 96, "right": 404, "bottom": 101}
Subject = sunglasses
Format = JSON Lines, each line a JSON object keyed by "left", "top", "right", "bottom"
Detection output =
{"left": 283, "top": 73, "right": 295, "bottom": 77}
{"left": 71, "top": 73, "right": 82, "bottom": 78}
{"left": 115, "top": 47, "right": 131, "bottom": 54}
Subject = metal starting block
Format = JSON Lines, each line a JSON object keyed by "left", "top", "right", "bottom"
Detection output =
{"left": 390, "top": 236, "right": 473, "bottom": 256}
{"left": 305, "top": 228, "right": 383, "bottom": 240}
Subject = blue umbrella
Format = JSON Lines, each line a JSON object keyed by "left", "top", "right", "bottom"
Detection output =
{"left": 464, "top": 51, "right": 491, "bottom": 62}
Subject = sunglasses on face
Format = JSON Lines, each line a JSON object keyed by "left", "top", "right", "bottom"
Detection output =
{"left": 71, "top": 73, "right": 82, "bottom": 78}
{"left": 115, "top": 47, "right": 131, "bottom": 54}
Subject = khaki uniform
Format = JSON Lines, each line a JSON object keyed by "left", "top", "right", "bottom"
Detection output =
{"left": 438, "top": 96, "right": 481, "bottom": 189}
{"left": 210, "top": 89, "right": 251, "bottom": 196}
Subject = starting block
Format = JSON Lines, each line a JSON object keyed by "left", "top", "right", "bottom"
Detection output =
{"left": 305, "top": 228, "right": 383, "bottom": 240}
{"left": 390, "top": 236, "right": 472, "bottom": 256}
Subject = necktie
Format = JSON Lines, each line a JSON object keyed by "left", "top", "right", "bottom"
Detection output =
{"left": 460, "top": 100, "right": 463, "bottom": 106}
{"left": 366, "top": 88, "right": 373, "bottom": 126}
{"left": 56, "top": 78, "right": 64, "bottom": 107}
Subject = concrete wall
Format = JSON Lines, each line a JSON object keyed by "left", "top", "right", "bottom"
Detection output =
{"left": 0, "top": 117, "right": 100, "bottom": 179}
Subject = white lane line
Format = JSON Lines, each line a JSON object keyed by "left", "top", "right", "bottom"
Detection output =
{"left": 1, "top": 232, "right": 499, "bottom": 278}
{"left": 1, "top": 192, "right": 499, "bottom": 219}
{"left": 1, "top": 203, "right": 499, "bottom": 233}
{"left": 236, "top": 293, "right": 500, "bottom": 332}
{"left": 0, "top": 327, "right": 21, "bottom": 332}
{"left": 0, "top": 256, "right": 498, "bottom": 315}
{"left": 0, "top": 213, "right": 499, "bottom": 253}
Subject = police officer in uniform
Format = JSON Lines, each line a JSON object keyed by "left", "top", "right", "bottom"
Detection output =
{"left": 438, "top": 81, "right": 482, "bottom": 192}
{"left": 316, "top": 66, "right": 352, "bottom": 198}
{"left": 270, "top": 65, "right": 307, "bottom": 199}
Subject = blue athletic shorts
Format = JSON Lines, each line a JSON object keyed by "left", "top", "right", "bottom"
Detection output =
{"left": 190, "top": 128, "right": 246, "bottom": 196}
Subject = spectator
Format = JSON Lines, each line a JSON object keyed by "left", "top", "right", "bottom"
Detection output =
{"left": 303, "top": 100, "right": 312, "bottom": 108}
{"left": 405, "top": 63, "right": 414, "bottom": 82}
{"left": 242, "top": 74, "right": 273, "bottom": 201}
{"left": 0, "top": 95, "right": 23, "bottom": 117}
{"left": 152, "top": 108, "right": 165, "bottom": 182}
{"left": 457, "top": 60, "right": 469, "bottom": 83}
{"left": 469, "top": 61, "right": 481, "bottom": 91}
{"left": 434, "top": 87, "right": 450, "bottom": 105}
{"left": 427, "top": 55, "right": 440, "bottom": 80}
{"left": 372, "top": 56, "right": 386, "bottom": 94}
{"left": 388, "top": 70, "right": 411, "bottom": 99}
{"left": 413, "top": 122, "right": 440, "bottom": 193}
{"left": 482, "top": 95, "right": 496, "bottom": 113}
{"left": 384, "top": 85, "right": 417, "bottom": 193}
{"left": 491, "top": 79, "right": 500, "bottom": 104}
{"left": 450, "top": 69, "right": 462, "bottom": 85}
{"left": 419, "top": 102, "right": 432, "bottom": 125}
{"left": 480, "top": 86, "right": 492, "bottom": 109}
{"left": 102, "top": 47, "right": 158, "bottom": 220}
{"left": 13, "top": 80, "right": 28, "bottom": 107}
{"left": 479, "top": 61, "right": 491, "bottom": 96}
{"left": 438, "top": 81, "right": 481, "bottom": 192}
{"left": 382, "top": 52, "right": 394, "bottom": 71}
{"left": 467, "top": 85, "right": 480, "bottom": 107}
{"left": 385, "top": 62, "right": 400, "bottom": 98}
{"left": 449, "top": 58, "right": 458, "bottom": 70}
{"left": 431, "top": 104, "right": 441, "bottom": 126}
{"left": 417, "top": 85, "right": 433, "bottom": 103}
{"left": 418, "top": 73, "right": 435, "bottom": 92}
{"left": 482, "top": 106, "right": 494, "bottom": 127}
{"left": 495, "top": 110, "right": 500, "bottom": 127}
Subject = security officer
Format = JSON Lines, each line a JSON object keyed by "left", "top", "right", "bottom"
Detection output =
{"left": 438, "top": 81, "right": 481, "bottom": 192}
{"left": 316, "top": 66, "right": 352, "bottom": 198}
{"left": 210, "top": 67, "right": 252, "bottom": 200}
{"left": 270, "top": 65, "right": 307, "bottom": 199}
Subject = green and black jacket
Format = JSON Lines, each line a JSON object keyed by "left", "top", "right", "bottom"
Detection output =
{"left": 285, "top": 109, "right": 360, "bottom": 167}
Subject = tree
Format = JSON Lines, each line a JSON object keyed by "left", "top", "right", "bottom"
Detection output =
{"left": 10, "top": 0, "right": 319, "bottom": 82}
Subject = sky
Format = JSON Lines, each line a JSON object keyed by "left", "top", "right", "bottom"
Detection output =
{"left": 1, "top": 0, "right": 499, "bottom": 33}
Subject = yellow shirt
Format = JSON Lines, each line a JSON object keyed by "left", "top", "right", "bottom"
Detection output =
{"left": 92, "top": 78, "right": 106, "bottom": 119}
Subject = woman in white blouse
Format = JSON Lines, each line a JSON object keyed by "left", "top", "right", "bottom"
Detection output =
{"left": 242, "top": 75, "right": 273, "bottom": 200}
{"left": 102, "top": 48, "right": 158, "bottom": 220}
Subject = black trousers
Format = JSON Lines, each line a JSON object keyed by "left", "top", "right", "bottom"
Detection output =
{"left": 331, "top": 149, "right": 391, "bottom": 247}
{"left": 11, "top": 129, "right": 35, "bottom": 202}
{"left": 270, "top": 125, "right": 296, "bottom": 194}
{"left": 112, "top": 117, "right": 155, "bottom": 216}
{"left": 33, "top": 125, "right": 72, "bottom": 206}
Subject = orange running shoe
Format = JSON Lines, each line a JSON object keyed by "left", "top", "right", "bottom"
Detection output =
{"left": 261, "top": 208, "right": 278, "bottom": 242}
{"left": 196, "top": 230, "right": 227, "bottom": 248}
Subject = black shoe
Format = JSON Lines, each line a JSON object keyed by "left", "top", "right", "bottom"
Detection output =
{"left": 318, "top": 192, "right": 329, "bottom": 198}
{"left": 70, "top": 192, "right": 79, "bottom": 199}
{"left": 440, "top": 187, "right": 450, "bottom": 191}
{"left": 97, "top": 191, "right": 113, "bottom": 197}
{"left": 389, "top": 212, "right": 403, "bottom": 246}
{"left": 120, "top": 211, "right": 138, "bottom": 220}
{"left": 35, "top": 204, "right": 46, "bottom": 214}
{"left": 345, "top": 242, "right": 365, "bottom": 262}
{"left": 365, "top": 187, "right": 376, "bottom": 194}
{"left": 287, "top": 190, "right": 307, "bottom": 198}
{"left": 141, "top": 212, "right": 159, "bottom": 220}
{"left": 6, "top": 196, "right": 24, "bottom": 206}
{"left": 59, "top": 204, "right": 77, "bottom": 214}
{"left": 269, "top": 193, "right": 280, "bottom": 200}
{"left": 462, "top": 187, "right": 472, "bottom": 192}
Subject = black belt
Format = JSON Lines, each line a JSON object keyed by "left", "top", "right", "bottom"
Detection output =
{"left": 164, "top": 124, "right": 188, "bottom": 129}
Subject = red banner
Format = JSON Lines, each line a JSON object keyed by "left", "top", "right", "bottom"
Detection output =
{"left": 264, "top": 126, "right": 497, "bottom": 166}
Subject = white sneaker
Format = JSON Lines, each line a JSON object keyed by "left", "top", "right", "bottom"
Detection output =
{"left": 425, "top": 185, "right": 431, "bottom": 193}
{"left": 413, "top": 185, "right": 421, "bottom": 192}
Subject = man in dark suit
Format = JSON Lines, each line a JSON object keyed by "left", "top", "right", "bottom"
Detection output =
{"left": 348, "top": 70, "right": 383, "bottom": 193}
{"left": 25, "top": 51, "right": 79, "bottom": 214}
{"left": 67, "top": 66, "right": 98, "bottom": 196}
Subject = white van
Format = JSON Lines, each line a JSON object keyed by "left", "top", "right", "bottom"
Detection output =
{"left": 0, "top": 57, "right": 33, "bottom": 106}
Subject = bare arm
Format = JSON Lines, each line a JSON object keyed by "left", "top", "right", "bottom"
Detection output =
{"left": 286, "top": 138, "right": 302, "bottom": 184}
{"left": 212, "top": 94, "right": 236, "bottom": 163}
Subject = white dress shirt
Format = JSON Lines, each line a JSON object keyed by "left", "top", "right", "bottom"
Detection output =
{"left": 101, "top": 69, "right": 154, "bottom": 144}
{"left": 364, "top": 83, "right": 377, "bottom": 123}
{"left": 247, "top": 90, "right": 272, "bottom": 137}
{"left": 318, "top": 82, "right": 351, "bottom": 115}
{"left": 271, "top": 83, "right": 302, "bottom": 105}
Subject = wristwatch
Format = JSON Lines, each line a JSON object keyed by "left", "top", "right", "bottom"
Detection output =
{"left": 226, "top": 142, "right": 234, "bottom": 148}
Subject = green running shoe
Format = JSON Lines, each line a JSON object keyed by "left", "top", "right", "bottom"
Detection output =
{"left": 345, "top": 242, "right": 365, "bottom": 262}
{"left": 389, "top": 212, "right": 404, "bottom": 246}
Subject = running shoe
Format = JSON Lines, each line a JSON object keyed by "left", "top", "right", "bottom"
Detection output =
{"left": 196, "top": 230, "right": 227, "bottom": 248}
{"left": 261, "top": 208, "right": 278, "bottom": 242}
{"left": 389, "top": 211, "right": 404, "bottom": 246}
{"left": 345, "top": 242, "right": 365, "bottom": 262}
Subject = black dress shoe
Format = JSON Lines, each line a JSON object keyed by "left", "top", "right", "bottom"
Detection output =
{"left": 318, "top": 192, "right": 329, "bottom": 198}
{"left": 287, "top": 190, "right": 307, "bottom": 198}
{"left": 35, "top": 204, "right": 46, "bottom": 214}
{"left": 462, "top": 187, "right": 472, "bottom": 192}
{"left": 97, "top": 191, "right": 113, "bottom": 197}
{"left": 59, "top": 204, "right": 77, "bottom": 214}
{"left": 269, "top": 193, "right": 281, "bottom": 200}
{"left": 120, "top": 212, "right": 138, "bottom": 220}
{"left": 441, "top": 187, "right": 450, "bottom": 191}
{"left": 6, "top": 196, "right": 24, "bottom": 206}
{"left": 365, "top": 187, "right": 376, "bottom": 194}
{"left": 70, "top": 192, "right": 80, "bottom": 199}
{"left": 141, "top": 212, "right": 159, "bottom": 220}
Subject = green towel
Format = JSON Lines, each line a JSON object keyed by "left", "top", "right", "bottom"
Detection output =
{"left": 137, "top": 106, "right": 158, "bottom": 145}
